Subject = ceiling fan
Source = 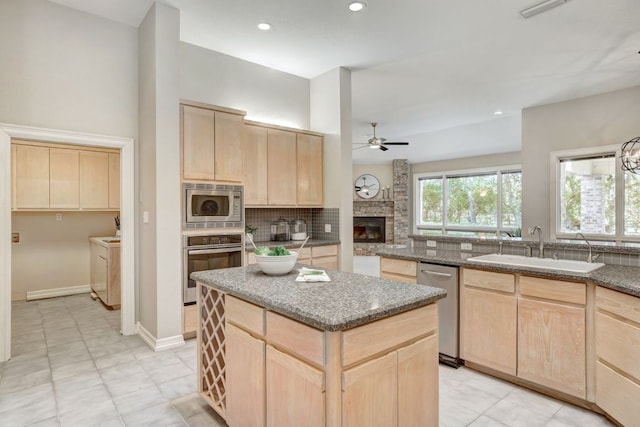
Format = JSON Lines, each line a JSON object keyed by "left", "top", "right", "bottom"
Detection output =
{"left": 353, "top": 122, "right": 410, "bottom": 152}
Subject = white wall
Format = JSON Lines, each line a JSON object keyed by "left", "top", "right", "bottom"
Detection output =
{"left": 522, "top": 85, "right": 640, "bottom": 239}
{"left": 412, "top": 151, "right": 521, "bottom": 174}
{"left": 138, "top": 3, "right": 183, "bottom": 344}
{"left": 311, "top": 68, "right": 353, "bottom": 271}
{"left": 0, "top": 0, "right": 138, "bottom": 137}
{"left": 0, "top": 0, "right": 138, "bottom": 304}
{"left": 11, "top": 212, "right": 116, "bottom": 301}
{"left": 180, "top": 43, "right": 310, "bottom": 130}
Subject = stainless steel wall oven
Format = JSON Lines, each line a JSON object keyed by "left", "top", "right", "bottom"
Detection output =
{"left": 183, "top": 234, "right": 242, "bottom": 304}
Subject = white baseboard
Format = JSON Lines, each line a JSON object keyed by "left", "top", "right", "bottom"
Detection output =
{"left": 26, "top": 285, "right": 92, "bottom": 301}
{"left": 137, "top": 322, "right": 185, "bottom": 352}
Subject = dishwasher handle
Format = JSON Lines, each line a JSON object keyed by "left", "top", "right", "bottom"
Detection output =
{"left": 420, "top": 269, "right": 452, "bottom": 278}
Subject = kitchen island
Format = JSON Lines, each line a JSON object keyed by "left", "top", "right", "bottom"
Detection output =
{"left": 191, "top": 265, "right": 446, "bottom": 427}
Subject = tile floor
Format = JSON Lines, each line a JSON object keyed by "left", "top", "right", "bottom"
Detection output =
{"left": 0, "top": 294, "right": 614, "bottom": 426}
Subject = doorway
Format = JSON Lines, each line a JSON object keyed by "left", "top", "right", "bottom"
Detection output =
{"left": 0, "top": 124, "right": 136, "bottom": 362}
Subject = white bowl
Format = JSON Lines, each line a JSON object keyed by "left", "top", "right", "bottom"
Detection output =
{"left": 255, "top": 251, "right": 298, "bottom": 276}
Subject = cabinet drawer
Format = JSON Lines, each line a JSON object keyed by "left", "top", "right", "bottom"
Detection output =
{"left": 342, "top": 303, "right": 437, "bottom": 367}
{"left": 226, "top": 296, "right": 265, "bottom": 337}
{"left": 93, "top": 244, "right": 107, "bottom": 260}
{"left": 380, "top": 257, "right": 417, "bottom": 278}
{"left": 298, "top": 247, "right": 312, "bottom": 262}
{"left": 380, "top": 272, "right": 417, "bottom": 284}
{"left": 596, "top": 361, "right": 640, "bottom": 427}
{"left": 596, "top": 311, "right": 640, "bottom": 381}
{"left": 312, "top": 245, "right": 338, "bottom": 258}
{"left": 520, "top": 276, "right": 586, "bottom": 305}
{"left": 183, "top": 304, "right": 197, "bottom": 335}
{"left": 463, "top": 269, "right": 514, "bottom": 293}
{"left": 266, "top": 311, "right": 324, "bottom": 366}
{"left": 596, "top": 286, "right": 640, "bottom": 324}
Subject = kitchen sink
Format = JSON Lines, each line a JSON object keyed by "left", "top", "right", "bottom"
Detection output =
{"left": 468, "top": 253, "right": 605, "bottom": 273}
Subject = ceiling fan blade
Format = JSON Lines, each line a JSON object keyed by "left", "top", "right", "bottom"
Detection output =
{"left": 352, "top": 145, "right": 371, "bottom": 151}
{"left": 379, "top": 145, "right": 389, "bottom": 151}
{"left": 382, "top": 142, "right": 409, "bottom": 146}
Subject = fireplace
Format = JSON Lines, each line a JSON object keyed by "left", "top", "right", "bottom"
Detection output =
{"left": 353, "top": 217, "right": 386, "bottom": 243}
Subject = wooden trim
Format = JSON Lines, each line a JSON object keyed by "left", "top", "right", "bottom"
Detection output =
{"left": 520, "top": 276, "right": 586, "bottom": 305}
{"left": 11, "top": 139, "right": 119, "bottom": 154}
{"left": 342, "top": 304, "right": 437, "bottom": 368}
{"left": 244, "top": 119, "right": 324, "bottom": 137}
{"left": 324, "top": 331, "right": 342, "bottom": 427}
{"left": 585, "top": 282, "right": 596, "bottom": 403}
{"left": 465, "top": 361, "right": 604, "bottom": 415}
{"left": 180, "top": 99, "right": 246, "bottom": 116}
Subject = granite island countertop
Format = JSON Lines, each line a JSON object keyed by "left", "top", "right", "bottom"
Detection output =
{"left": 191, "top": 264, "right": 446, "bottom": 331}
{"left": 376, "top": 247, "right": 640, "bottom": 298}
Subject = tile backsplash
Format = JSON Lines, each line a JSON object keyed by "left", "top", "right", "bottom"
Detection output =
{"left": 245, "top": 208, "right": 340, "bottom": 242}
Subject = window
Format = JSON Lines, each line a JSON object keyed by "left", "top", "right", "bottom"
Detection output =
{"left": 415, "top": 166, "right": 522, "bottom": 236}
{"left": 552, "top": 145, "right": 640, "bottom": 241}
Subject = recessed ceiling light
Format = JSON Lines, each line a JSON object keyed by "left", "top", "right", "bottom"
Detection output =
{"left": 494, "top": 110, "right": 503, "bottom": 115}
{"left": 349, "top": 2, "right": 366, "bottom": 12}
{"left": 257, "top": 22, "right": 272, "bottom": 31}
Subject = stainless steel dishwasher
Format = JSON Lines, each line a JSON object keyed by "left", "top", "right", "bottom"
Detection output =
{"left": 417, "top": 262, "right": 461, "bottom": 367}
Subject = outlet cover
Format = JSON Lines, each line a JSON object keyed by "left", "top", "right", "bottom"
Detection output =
{"left": 461, "top": 242, "right": 473, "bottom": 251}
{"left": 324, "top": 224, "right": 331, "bottom": 233}
{"left": 12, "top": 232, "right": 19, "bottom": 243}
{"left": 55, "top": 213, "right": 62, "bottom": 221}
{"left": 426, "top": 240, "right": 437, "bottom": 247}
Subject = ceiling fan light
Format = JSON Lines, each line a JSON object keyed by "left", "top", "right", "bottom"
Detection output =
{"left": 369, "top": 144, "right": 379, "bottom": 149}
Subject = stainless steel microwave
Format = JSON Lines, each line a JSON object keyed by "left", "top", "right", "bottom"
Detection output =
{"left": 184, "top": 183, "right": 243, "bottom": 228}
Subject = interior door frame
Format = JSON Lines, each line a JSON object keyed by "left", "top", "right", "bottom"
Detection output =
{"left": 0, "top": 123, "right": 136, "bottom": 362}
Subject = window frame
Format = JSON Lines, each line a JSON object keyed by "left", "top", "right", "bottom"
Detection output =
{"left": 413, "top": 165, "right": 522, "bottom": 236}
{"left": 550, "top": 144, "right": 639, "bottom": 243}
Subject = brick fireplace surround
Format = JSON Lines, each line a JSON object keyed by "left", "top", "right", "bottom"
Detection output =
{"left": 353, "top": 159, "right": 409, "bottom": 256}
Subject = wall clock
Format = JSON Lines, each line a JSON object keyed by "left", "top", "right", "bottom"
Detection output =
{"left": 354, "top": 174, "right": 380, "bottom": 199}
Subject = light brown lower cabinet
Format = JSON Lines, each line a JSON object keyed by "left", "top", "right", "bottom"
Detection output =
{"left": 245, "top": 244, "right": 339, "bottom": 269}
{"left": 461, "top": 269, "right": 517, "bottom": 376}
{"left": 380, "top": 257, "right": 417, "bottom": 284}
{"left": 89, "top": 238, "right": 121, "bottom": 309}
{"left": 461, "top": 269, "right": 587, "bottom": 395}
{"left": 216, "top": 293, "right": 439, "bottom": 426}
{"left": 595, "top": 286, "right": 640, "bottom": 426}
{"left": 266, "top": 345, "right": 324, "bottom": 427}
{"left": 225, "top": 324, "right": 266, "bottom": 427}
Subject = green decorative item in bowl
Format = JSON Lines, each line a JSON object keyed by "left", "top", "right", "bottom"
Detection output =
{"left": 254, "top": 246, "right": 298, "bottom": 275}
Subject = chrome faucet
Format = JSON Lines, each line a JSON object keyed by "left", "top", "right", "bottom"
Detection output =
{"left": 528, "top": 226, "right": 544, "bottom": 258}
{"left": 576, "top": 232, "right": 599, "bottom": 263}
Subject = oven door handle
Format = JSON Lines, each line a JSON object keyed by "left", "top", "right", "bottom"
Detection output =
{"left": 187, "top": 247, "right": 242, "bottom": 255}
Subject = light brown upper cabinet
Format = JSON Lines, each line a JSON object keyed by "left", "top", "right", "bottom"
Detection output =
{"left": 242, "top": 125, "right": 268, "bottom": 205}
{"left": 296, "top": 133, "right": 323, "bottom": 206}
{"left": 267, "top": 129, "right": 298, "bottom": 206}
{"left": 11, "top": 141, "right": 119, "bottom": 211}
{"left": 79, "top": 151, "right": 109, "bottom": 209}
{"left": 243, "top": 121, "right": 325, "bottom": 207}
{"left": 14, "top": 143, "right": 50, "bottom": 209}
{"left": 108, "top": 153, "right": 120, "bottom": 209}
{"left": 181, "top": 101, "right": 245, "bottom": 183}
{"left": 50, "top": 148, "right": 80, "bottom": 209}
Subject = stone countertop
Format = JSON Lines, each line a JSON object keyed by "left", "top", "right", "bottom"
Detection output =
{"left": 191, "top": 264, "right": 446, "bottom": 331}
{"left": 246, "top": 239, "right": 340, "bottom": 252}
{"left": 376, "top": 248, "right": 640, "bottom": 298}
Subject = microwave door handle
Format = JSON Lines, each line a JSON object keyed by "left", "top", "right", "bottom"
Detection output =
{"left": 188, "top": 248, "right": 242, "bottom": 255}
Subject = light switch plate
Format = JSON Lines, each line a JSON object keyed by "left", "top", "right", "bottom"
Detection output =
{"left": 461, "top": 242, "right": 473, "bottom": 251}
{"left": 143, "top": 211, "right": 149, "bottom": 223}
{"left": 426, "top": 240, "right": 437, "bottom": 247}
